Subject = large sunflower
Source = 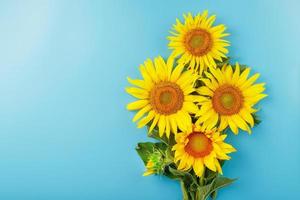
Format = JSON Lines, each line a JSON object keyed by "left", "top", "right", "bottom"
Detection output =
{"left": 167, "top": 11, "right": 230, "bottom": 74}
{"left": 172, "top": 125, "right": 236, "bottom": 177}
{"left": 126, "top": 56, "right": 200, "bottom": 137}
{"left": 196, "top": 63, "right": 267, "bottom": 134}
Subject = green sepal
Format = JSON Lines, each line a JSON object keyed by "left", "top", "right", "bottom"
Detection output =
{"left": 203, "top": 161, "right": 226, "bottom": 184}
{"left": 252, "top": 113, "right": 261, "bottom": 125}
{"left": 147, "top": 127, "right": 175, "bottom": 146}
{"left": 195, "top": 183, "right": 213, "bottom": 200}
{"left": 216, "top": 57, "right": 230, "bottom": 68}
{"left": 135, "top": 142, "right": 167, "bottom": 165}
{"left": 166, "top": 165, "right": 193, "bottom": 180}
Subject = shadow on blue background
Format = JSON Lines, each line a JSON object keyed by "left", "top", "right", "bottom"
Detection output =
{"left": 0, "top": 0, "right": 299, "bottom": 199}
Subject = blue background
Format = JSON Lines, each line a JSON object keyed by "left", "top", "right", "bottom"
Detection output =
{"left": 0, "top": 0, "right": 299, "bottom": 199}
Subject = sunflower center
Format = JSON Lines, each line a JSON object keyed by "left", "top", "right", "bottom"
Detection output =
{"left": 150, "top": 82, "right": 184, "bottom": 115}
{"left": 184, "top": 29, "right": 212, "bottom": 56}
{"left": 184, "top": 132, "right": 213, "bottom": 158}
{"left": 160, "top": 91, "right": 172, "bottom": 104}
{"left": 212, "top": 84, "right": 244, "bottom": 115}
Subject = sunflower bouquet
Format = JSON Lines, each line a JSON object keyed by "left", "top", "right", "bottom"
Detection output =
{"left": 126, "top": 11, "right": 266, "bottom": 200}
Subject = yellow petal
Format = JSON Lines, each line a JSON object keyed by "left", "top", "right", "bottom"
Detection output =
{"left": 127, "top": 100, "right": 149, "bottom": 110}
{"left": 240, "top": 73, "right": 260, "bottom": 90}
{"left": 178, "top": 154, "right": 188, "bottom": 170}
{"left": 225, "top": 65, "right": 233, "bottom": 83}
{"left": 200, "top": 78, "right": 217, "bottom": 90}
{"left": 127, "top": 77, "right": 149, "bottom": 90}
{"left": 218, "top": 116, "right": 228, "bottom": 131}
{"left": 154, "top": 56, "right": 167, "bottom": 81}
{"left": 197, "top": 109, "right": 216, "bottom": 124}
{"left": 196, "top": 102, "right": 213, "bottom": 117}
{"left": 206, "top": 15, "right": 216, "bottom": 28}
{"left": 144, "top": 59, "right": 159, "bottom": 83}
{"left": 178, "top": 111, "right": 192, "bottom": 130}
{"left": 210, "top": 67, "right": 224, "bottom": 84}
{"left": 185, "top": 95, "right": 208, "bottom": 103}
{"left": 139, "top": 65, "right": 153, "bottom": 83}
{"left": 126, "top": 87, "right": 149, "bottom": 99}
{"left": 227, "top": 117, "right": 238, "bottom": 134}
{"left": 183, "top": 102, "right": 199, "bottom": 113}
{"left": 149, "top": 113, "right": 160, "bottom": 133}
{"left": 184, "top": 155, "right": 194, "bottom": 170}
{"left": 193, "top": 159, "right": 204, "bottom": 177}
{"left": 220, "top": 143, "right": 236, "bottom": 153}
{"left": 245, "top": 94, "right": 267, "bottom": 104}
{"left": 197, "top": 86, "right": 213, "bottom": 96}
{"left": 175, "top": 112, "right": 187, "bottom": 131}
{"left": 239, "top": 109, "right": 254, "bottom": 127}
{"left": 214, "top": 159, "right": 223, "bottom": 174}
{"left": 176, "top": 71, "right": 195, "bottom": 87}
{"left": 170, "top": 63, "right": 185, "bottom": 82}
{"left": 165, "top": 117, "right": 171, "bottom": 138}
{"left": 231, "top": 114, "right": 250, "bottom": 133}
{"left": 158, "top": 115, "right": 166, "bottom": 137}
{"left": 169, "top": 116, "right": 178, "bottom": 134}
{"left": 166, "top": 55, "right": 175, "bottom": 79}
{"left": 243, "top": 83, "right": 266, "bottom": 97}
{"left": 236, "top": 67, "right": 250, "bottom": 86}
{"left": 143, "top": 170, "right": 155, "bottom": 176}
{"left": 137, "top": 111, "right": 155, "bottom": 128}
{"left": 232, "top": 62, "right": 240, "bottom": 84}
{"left": 204, "top": 113, "right": 219, "bottom": 130}
{"left": 204, "top": 155, "right": 217, "bottom": 172}
{"left": 132, "top": 105, "right": 152, "bottom": 122}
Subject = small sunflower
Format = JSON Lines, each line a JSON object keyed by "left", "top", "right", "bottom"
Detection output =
{"left": 126, "top": 56, "right": 200, "bottom": 137}
{"left": 168, "top": 11, "right": 230, "bottom": 74}
{"left": 143, "top": 150, "right": 164, "bottom": 176}
{"left": 172, "top": 125, "right": 236, "bottom": 177}
{"left": 196, "top": 63, "right": 267, "bottom": 134}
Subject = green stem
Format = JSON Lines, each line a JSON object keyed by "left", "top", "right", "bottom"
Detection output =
{"left": 199, "top": 167, "right": 206, "bottom": 186}
{"left": 211, "top": 190, "right": 218, "bottom": 200}
{"left": 180, "top": 180, "right": 197, "bottom": 200}
{"left": 180, "top": 181, "right": 189, "bottom": 200}
{"left": 199, "top": 175, "right": 204, "bottom": 186}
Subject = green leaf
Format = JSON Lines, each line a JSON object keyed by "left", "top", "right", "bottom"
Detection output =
{"left": 206, "top": 177, "right": 237, "bottom": 198}
{"left": 135, "top": 142, "right": 167, "bottom": 165}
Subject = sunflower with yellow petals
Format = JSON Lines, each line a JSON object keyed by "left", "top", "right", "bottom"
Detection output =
{"left": 172, "top": 125, "right": 236, "bottom": 177}
{"left": 196, "top": 63, "right": 267, "bottom": 134}
{"left": 126, "top": 56, "right": 200, "bottom": 137}
{"left": 168, "top": 11, "right": 230, "bottom": 74}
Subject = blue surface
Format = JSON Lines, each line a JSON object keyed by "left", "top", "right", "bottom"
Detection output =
{"left": 0, "top": 0, "right": 299, "bottom": 199}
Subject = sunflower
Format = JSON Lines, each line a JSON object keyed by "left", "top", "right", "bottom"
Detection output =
{"left": 167, "top": 11, "right": 230, "bottom": 74}
{"left": 126, "top": 56, "right": 200, "bottom": 137}
{"left": 196, "top": 63, "right": 267, "bottom": 134}
{"left": 172, "top": 125, "right": 236, "bottom": 177}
